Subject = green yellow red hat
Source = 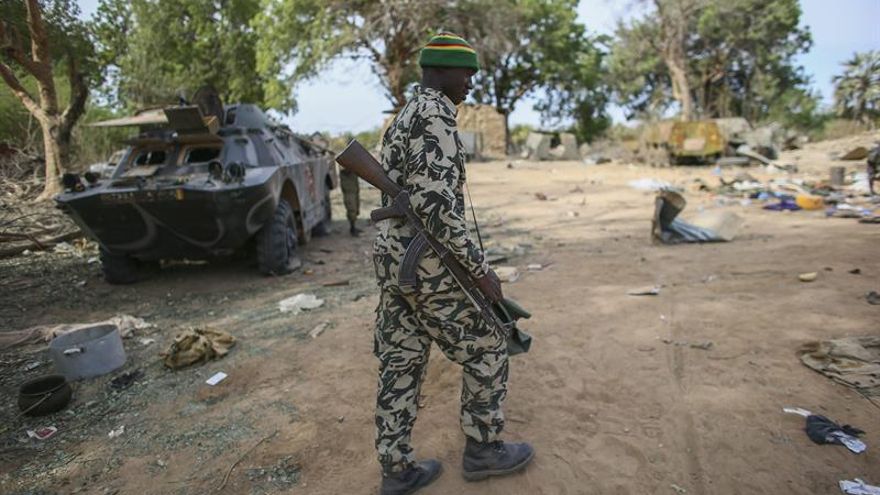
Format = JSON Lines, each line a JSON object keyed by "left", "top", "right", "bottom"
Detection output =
{"left": 418, "top": 32, "right": 480, "bottom": 71}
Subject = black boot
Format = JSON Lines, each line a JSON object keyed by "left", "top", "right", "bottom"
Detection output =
{"left": 349, "top": 220, "right": 362, "bottom": 237}
{"left": 380, "top": 460, "right": 442, "bottom": 495}
{"left": 462, "top": 437, "right": 534, "bottom": 482}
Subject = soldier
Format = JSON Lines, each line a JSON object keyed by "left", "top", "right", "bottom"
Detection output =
{"left": 372, "top": 33, "right": 534, "bottom": 495}
{"left": 339, "top": 168, "right": 362, "bottom": 236}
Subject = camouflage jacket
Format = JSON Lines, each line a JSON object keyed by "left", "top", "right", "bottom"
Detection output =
{"left": 373, "top": 85, "right": 488, "bottom": 293}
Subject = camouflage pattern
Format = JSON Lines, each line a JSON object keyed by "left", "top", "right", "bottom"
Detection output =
{"left": 339, "top": 168, "right": 360, "bottom": 223}
{"left": 372, "top": 85, "right": 506, "bottom": 474}
{"left": 374, "top": 85, "right": 488, "bottom": 294}
{"left": 375, "top": 290, "right": 508, "bottom": 472}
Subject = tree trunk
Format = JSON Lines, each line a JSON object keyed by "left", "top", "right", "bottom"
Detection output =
{"left": 666, "top": 55, "right": 694, "bottom": 121}
{"left": 37, "top": 118, "right": 64, "bottom": 199}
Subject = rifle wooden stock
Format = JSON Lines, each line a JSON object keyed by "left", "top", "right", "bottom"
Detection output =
{"left": 335, "top": 140, "right": 401, "bottom": 198}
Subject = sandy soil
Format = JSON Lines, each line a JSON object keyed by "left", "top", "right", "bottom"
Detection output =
{"left": 1, "top": 133, "right": 879, "bottom": 495}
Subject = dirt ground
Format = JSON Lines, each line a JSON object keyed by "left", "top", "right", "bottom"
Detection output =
{"left": 1, "top": 133, "right": 879, "bottom": 495}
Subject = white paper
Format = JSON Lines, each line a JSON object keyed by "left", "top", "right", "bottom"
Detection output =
{"left": 839, "top": 479, "right": 880, "bottom": 495}
{"left": 206, "top": 372, "right": 227, "bottom": 386}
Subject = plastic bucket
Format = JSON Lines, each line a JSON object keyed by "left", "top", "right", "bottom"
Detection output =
{"left": 49, "top": 324, "right": 127, "bottom": 381}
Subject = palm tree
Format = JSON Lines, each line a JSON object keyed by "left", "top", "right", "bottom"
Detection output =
{"left": 833, "top": 51, "right": 880, "bottom": 126}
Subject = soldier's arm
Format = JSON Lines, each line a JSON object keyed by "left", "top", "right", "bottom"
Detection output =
{"left": 405, "top": 111, "right": 487, "bottom": 279}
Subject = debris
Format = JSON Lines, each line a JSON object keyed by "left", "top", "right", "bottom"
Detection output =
{"left": 798, "top": 272, "right": 818, "bottom": 282}
{"left": 494, "top": 266, "right": 519, "bottom": 283}
{"left": 278, "top": 293, "right": 325, "bottom": 314}
{"left": 49, "top": 324, "right": 127, "bottom": 381}
{"left": 799, "top": 336, "right": 880, "bottom": 396}
{"left": 161, "top": 327, "right": 236, "bottom": 370}
{"left": 849, "top": 268, "right": 861, "bottom": 275}
{"left": 308, "top": 322, "right": 329, "bottom": 339}
{"left": 652, "top": 191, "right": 742, "bottom": 244}
{"left": 26, "top": 426, "right": 58, "bottom": 441}
{"left": 795, "top": 195, "right": 824, "bottom": 210}
{"left": 763, "top": 198, "right": 801, "bottom": 211}
{"left": 526, "top": 263, "right": 544, "bottom": 271}
{"left": 337, "top": 416, "right": 345, "bottom": 423}
{"left": 736, "top": 145, "right": 774, "bottom": 165}
{"left": 139, "top": 337, "right": 156, "bottom": 346}
{"left": 629, "top": 178, "right": 672, "bottom": 191}
{"left": 108, "top": 425, "right": 125, "bottom": 439}
{"left": 322, "top": 280, "right": 350, "bottom": 287}
{"left": 548, "top": 133, "right": 580, "bottom": 160}
{"left": 839, "top": 479, "right": 880, "bottom": 495}
{"left": 627, "top": 286, "right": 661, "bottom": 296}
{"left": 804, "top": 414, "right": 865, "bottom": 454}
{"left": 662, "top": 339, "right": 714, "bottom": 350}
{"left": 218, "top": 430, "right": 279, "bottom": 492}
{"left": 866, "top": 291, "right": 880, "bottom": 305}
{"left": 0, "top": 313, "right": 152, "bottom": 351}
{"left": 23, "top": 361, "right": 43, "bottom": 371}
{"left": 522, "top": 132, "right": 551, "bottom": 160}
{"left": 637, "top": 345, "right": 655, "bottom": 352}
{"left": 840, "top": 146, "right": 869, "bottom": 161}
{"left": 671, "top": 483, "right": 687, "bottom": 494}
{"left": 206, "top": 372, "right": 228, "bottom": 386}
{"left": 830, "top": 166, "right": 846, "bottom": 187}
{"left": 782, "top": 407, "right": 812, "bottom": 417}
{"left": 109, "top": 369, "right": 144, "bottom": 391}
{"left": 534, "top": 192, "right": 548, "bottom": 201}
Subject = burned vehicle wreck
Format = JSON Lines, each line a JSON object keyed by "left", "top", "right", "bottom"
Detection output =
{"left": 56, "top": 99, "right": 337, "bottom": 284}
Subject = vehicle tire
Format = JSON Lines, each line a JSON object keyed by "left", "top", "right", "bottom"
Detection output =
{"left": 311, "top": 190, "right": 333, "bottom": 237}
{"left": 100, "top": 248, "right": 140, "bottom": 285}
{"left": 256, "top": 200, "right": 301, "bottom": 275}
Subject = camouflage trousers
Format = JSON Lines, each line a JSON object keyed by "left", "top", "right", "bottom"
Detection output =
{"left": 339, "top": 169, "right": 360, "bottom": 223}
{"left": 374, "top": 288, "right": 509, "bottom": 473}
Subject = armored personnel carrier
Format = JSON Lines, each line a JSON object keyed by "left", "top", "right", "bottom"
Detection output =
{"left": 55, "top": 93, "right": 337, "bottom": 284}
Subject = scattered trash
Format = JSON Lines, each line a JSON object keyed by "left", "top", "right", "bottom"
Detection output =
{"left": 161, "top": 327, "right": 236, "bottom": 370}
{"left": 23, "top": 361, "right": 43, "bottom": 371}
{"left": 629, "top": 178, "right": 672, "bottom": 191}
{"left": 26, "top": 426, "right": 58, "bottom": 441}
{"left": 782, "top": 407, "right": 811, "bottom": 417}
{"left": 278, "top": 293, "right": 325, "bottom": 315}
{"left": 19, "top": 375, "right": 72, "bottom": 416}
{"left": 795, "top": 195, "right": 824, "bottom": 210}
{"left": 49, "top": 324, "right": 127, "bottom": 381}
{"left": 849, "top": 268, "right": 861, "bottom": 275}
{"left": 798, "top": 272, "right": 818, "bottom": 282}
{"left": 108, "top": 425, "right": 125, "bottom": 439}
{"left": 628, "top": 286, "right": 661, "bottom": 296}
{"left": 109, "top": 369, "right": 144, "bottom": 391}
{"left": 839, "top": 479, "right": 880, "bottom": 495}
{"left": 866, "top": 291, "right": 880, "bottom": 305}
{"left": 494, "top": 266, "right": 520, "bottom": 283}
{"left": 139, "top": 337, "right": 156, "bottom": 346}
{"left": 763, "top": 198, "right": 801, "bottom": 211}
{"left": 840, "top": 146, "right": 869, "bottom": 161}
{"left": 322, "top": 280, "right": 350, "bottom": 287}
{"left": 337, "top": 416, "right": 345, "bottom": 423}
{"left": 206, "top": 372, "right": 228, "bottom": 386}
{"left": 805, "top": 414, "right": 866, "bottom": 454}
{"left": 0, "top": 314, "right": 152, "bottom": 351}
{"left": 526, "top": 263, "right": 544, "bottom": 271}
{"left": 308, "top": 322, "right": 329, "bottom": 339}
{"left": 799, "top": 336, "right": 880, "bottom": 396}
{"left": 652, "top": 191, "right": 742, "bottom": 244}
{"left": 670, "top": 483, "right": 687, "bottom": 494}
{"left": 662, "top": 339, "right": 713, "bottom": 350}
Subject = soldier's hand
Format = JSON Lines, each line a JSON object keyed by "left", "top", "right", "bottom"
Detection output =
{"left": 477, "top": 270, "right": 503, "bottom": 303}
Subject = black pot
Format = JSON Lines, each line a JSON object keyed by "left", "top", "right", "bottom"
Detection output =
{"left": 18, "top": 374, "right": 72, "bottom": 416}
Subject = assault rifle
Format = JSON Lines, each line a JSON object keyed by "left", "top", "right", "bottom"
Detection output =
{"left": 334, "top": 140, "right": 511, "bottom": 335}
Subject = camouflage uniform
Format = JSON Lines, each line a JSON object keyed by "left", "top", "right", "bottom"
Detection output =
{"left": 372, "top": 85, "right": 508, "bottom": 473}
{"left": 339, "top": 168, "right": 360, "bottom": 224}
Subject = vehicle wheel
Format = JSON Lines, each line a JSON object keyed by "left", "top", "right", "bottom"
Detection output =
{"left": 311, "top": 190, "right": 333, "bottom": 237}
{"left": 100, "top": 248, "right": 140, "bottom": 284}
{"left": 256, "top": 200, "right": 301, "bottom": 275}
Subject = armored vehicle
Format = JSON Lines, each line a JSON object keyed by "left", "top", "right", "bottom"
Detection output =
{"left": 56, "top": 95, "right": 337, "bottom": 284}
{"left": 667, "top": 121, "right": 725, "bottom": 164}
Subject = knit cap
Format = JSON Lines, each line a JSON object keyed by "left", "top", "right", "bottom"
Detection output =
{"left": 418, "top": 32, "right": 479, "bottom": 71}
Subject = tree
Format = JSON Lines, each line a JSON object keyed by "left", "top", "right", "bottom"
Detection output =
{"left": 0, "top": 0, "right": 94, "bottom": 199}
{"left": 455, "top": 0, "right": 607, "bottom": 148}
{"left": 652, "top": 0, "right": 700, "bottom": 121}
{"left": 833, "top": 51, "right": 880, "bottom": 126}
{"left": 255, "top": 0, "right": 445, "bottom": 112}
{"left": 609, "top": 0, "right": 813, "bottom": 125}
{"left": 94, "top": 0, "right": 292, "bottom": 112}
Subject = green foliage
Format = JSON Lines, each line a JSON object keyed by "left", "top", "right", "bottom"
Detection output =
{"left": 833, "top": 50, "right": 880, "bottom": 125}
{"left": 324, "top": 127, "right": 382, "bottom": 154}
{"left": 94, "top": 0, "right": 292, "bottom": 112}
{"left": 509, "top": 124, "right": 534, "bottom": 148}
{"left": 609, "top": 0, "right": 814, "bottom": 124}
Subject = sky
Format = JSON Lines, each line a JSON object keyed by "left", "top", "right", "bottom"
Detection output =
{"left": 77, "top": 0, "right": 880, "bottom": 133}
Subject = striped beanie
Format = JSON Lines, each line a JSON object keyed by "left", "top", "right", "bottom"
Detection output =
{"left": 418, "top": 32, "right": 480, "bottom": 71}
